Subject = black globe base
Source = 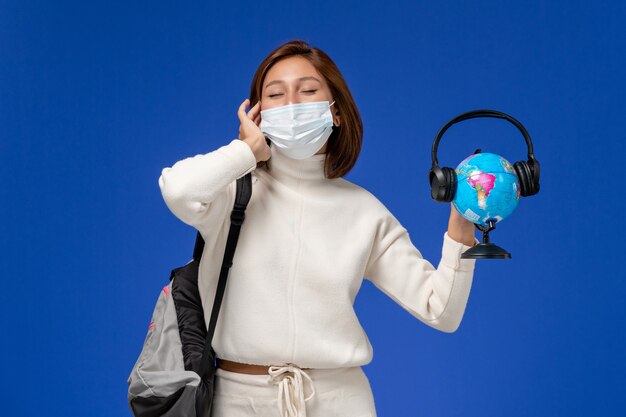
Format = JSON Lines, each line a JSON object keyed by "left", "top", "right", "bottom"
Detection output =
{"left": 460, "top": 219, "right": 511, "bottom": 259}
{"left": 461, "top": 242, "right": 511, "bottom": 259}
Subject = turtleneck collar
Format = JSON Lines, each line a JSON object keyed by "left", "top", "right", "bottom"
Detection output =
{"left": 266, "top": 143, "right": 327, "bottom": 184}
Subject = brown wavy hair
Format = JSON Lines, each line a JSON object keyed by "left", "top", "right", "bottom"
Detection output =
{"left": 249, "top": 39, "right": 363, "bottom": 179}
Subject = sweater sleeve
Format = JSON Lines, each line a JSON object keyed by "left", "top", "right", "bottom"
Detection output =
{"left": 364, "top": 210, "right": 479, "bottom": 333}
{"left": 158, "top": 139, "right": 257, "bottom": 233}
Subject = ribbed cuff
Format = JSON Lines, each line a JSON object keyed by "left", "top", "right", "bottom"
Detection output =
{"left": 226, "top": 138, "right": 258, "bottom": 177}
{"left": 441, "top": 231, "right": 479, "bottom": 271}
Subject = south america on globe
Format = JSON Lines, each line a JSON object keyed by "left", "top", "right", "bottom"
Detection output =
{"left": 452, "top": 152, "right": 520, "bottom": 227}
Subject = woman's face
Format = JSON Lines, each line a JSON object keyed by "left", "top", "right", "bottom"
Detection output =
{"left": 260, "top": 56, "right": 340, "bottom": 127}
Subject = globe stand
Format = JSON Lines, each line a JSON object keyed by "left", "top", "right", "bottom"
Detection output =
{"left": 461, "top": 219, "right": 511, "bottom": 259}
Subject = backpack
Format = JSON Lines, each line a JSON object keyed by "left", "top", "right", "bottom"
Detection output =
{"left": 127, "top": 172, "right": 252, "bottom": 417}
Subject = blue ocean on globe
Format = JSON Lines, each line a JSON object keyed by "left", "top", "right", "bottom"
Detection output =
{"left": 452, "top": 152, "right": 520, "bottom": 227}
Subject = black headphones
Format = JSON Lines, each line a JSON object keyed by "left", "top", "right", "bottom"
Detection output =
{"left": 429, "top": 109, "right": 540, "bottom": 203}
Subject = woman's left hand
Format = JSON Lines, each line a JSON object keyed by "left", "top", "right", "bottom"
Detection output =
{"left": 447, "top": 203, "right": 477, "bottom": 247}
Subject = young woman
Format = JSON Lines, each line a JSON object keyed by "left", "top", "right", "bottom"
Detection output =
{"left": 158, "top": 39, "right": 478, "bottom": 417}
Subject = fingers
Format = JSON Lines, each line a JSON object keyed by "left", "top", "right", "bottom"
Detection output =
{"left": 247, "top": 101, "right": 261, "bottom": 121}
{"left": 237, "top": 99, "right": 250, "bottom": 123}
{"left": 239, "top": 99, "right": 262, "bottom": 127}
{"left": 239, "top": 99, "right": 263, "bottom": 124}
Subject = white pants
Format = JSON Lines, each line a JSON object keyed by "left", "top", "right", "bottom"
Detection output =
{"left": 212, "top": 364, "right": 377, "bottom": 417}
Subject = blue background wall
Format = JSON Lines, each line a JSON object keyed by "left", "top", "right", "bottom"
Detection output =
{"left": 2, "top": 1, "right": 625, "bottom": 416}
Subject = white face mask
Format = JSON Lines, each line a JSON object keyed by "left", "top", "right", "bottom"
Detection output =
{"left": 260, "top": 100, "right": 336, "bottom": 160}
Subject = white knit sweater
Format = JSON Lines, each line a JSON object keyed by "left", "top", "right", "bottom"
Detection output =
{"left": 158, "top": 139, "right": 478, "bottom": 369}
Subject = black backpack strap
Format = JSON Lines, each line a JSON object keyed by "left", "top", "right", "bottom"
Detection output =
{"left": 192, "top": 173, "right": 253, "bottom": 261}
{"left": 197, "top": 172, "right": 252, "bottom": 378}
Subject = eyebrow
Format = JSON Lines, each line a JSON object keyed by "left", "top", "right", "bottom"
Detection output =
{"left": 264, "top": 76, "right": 321, "bottom": 89}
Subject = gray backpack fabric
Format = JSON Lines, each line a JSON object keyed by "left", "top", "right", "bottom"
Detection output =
{"left": 127, "top": 173, "right": 252, "bottom": 417}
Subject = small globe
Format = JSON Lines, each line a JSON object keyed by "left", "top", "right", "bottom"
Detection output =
{"left": 452, "top": 152, "right": 520, "bottom": 227}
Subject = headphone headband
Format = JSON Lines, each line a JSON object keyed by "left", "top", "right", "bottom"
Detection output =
{"left": 431, "top": 109, "right": 536, "bottom": 167}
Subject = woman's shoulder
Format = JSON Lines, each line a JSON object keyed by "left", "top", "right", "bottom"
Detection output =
{"left": 331, "top": 177, "right": 395, "bottom": 217}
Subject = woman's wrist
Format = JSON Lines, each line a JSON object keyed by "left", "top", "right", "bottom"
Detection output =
{"left": 241, "top": 136, "right": 270, "bottom": 163}
{"left": 447, "top": 204, "right": 477, "bottom": 246}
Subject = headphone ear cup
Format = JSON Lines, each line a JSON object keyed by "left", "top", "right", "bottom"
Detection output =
{"left": 442, "top": 167, "right": 457, "bottom": 202}
{"left": 430, "top": 166, "right": 457, "bottom": 202}
{"left": 513, "top": 160, "right": 534, "bottom": 197}
{"left": 431, "top": 167, "right": 456, "bottom": 203}
{"left": 529, "top": 158, "right": 540, "bottom": 195}
{"left": 429, "top": 166, "right": 446, "bottom": 201}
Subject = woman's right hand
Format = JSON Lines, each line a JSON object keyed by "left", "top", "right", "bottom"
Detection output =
{"left": 238, "top": 99, "right": 271, "bottom": 163}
